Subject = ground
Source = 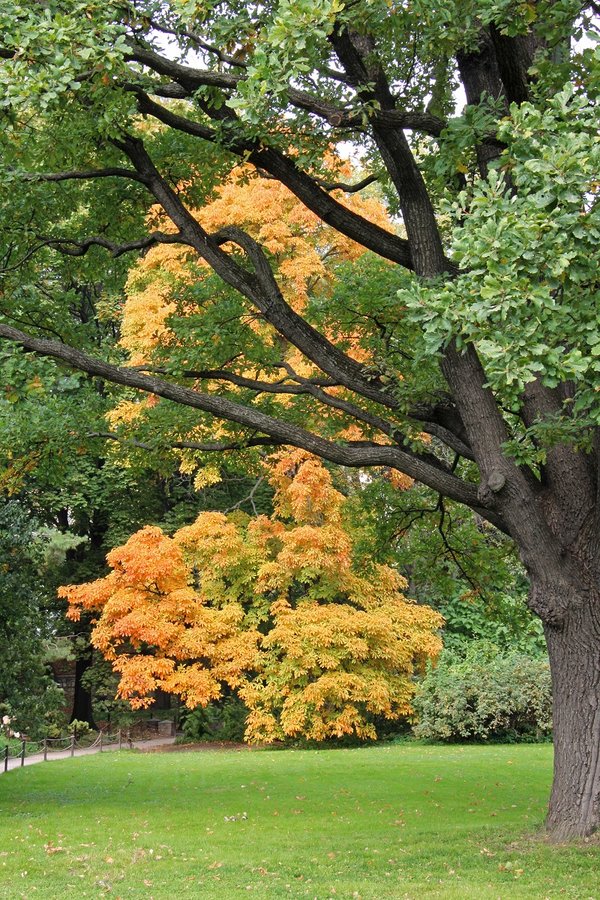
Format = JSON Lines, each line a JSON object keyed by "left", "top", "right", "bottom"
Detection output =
{"left": 0, "top": 743, "right": 598, "bottom": 898}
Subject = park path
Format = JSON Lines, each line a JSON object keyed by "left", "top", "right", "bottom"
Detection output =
{"left": 1, "top": 735, "right": 177, "bottom": 774}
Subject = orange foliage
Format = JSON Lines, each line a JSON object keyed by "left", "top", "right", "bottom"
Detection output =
{"left": 119, "top": 163, "right": 392, "bottom": 367}
{"left": 61, "top": 453, "right": 442, "bottom": 741}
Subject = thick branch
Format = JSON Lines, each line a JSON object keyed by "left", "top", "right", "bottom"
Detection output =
{"left": 0, "top": 322, "right": 501, "bottom": 523}
{"left": 441, "top": 341, "right": 583, "bottom": 621}
{"left": 39, "top": 231, "right": 184, "bottom": 258}
{"left": 22, "top": 167, "right": 148, "bottom": 185}
{"left": 330, "top": 25, "right": 449, "bottom": 276}
{"left": 131, "top": 90, "right": 416, "bottom": 269}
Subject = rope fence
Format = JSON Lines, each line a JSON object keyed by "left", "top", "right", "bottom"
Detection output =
{"left": 2, "top": 724, "right": 176, "bottom": 773}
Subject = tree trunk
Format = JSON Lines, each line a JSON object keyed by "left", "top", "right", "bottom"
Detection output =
{"left": 544, "top": 589, "right": 600, "bottom": 840}
{"left": 70, "top": 648, "right": 97, "bottom": 730}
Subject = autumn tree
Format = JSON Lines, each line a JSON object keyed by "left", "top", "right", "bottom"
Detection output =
{"left": 61, "top": 452, "right": 442, "bottom": 741}
{"left": 1, "top": 0, "right": 600, "bottom": 837}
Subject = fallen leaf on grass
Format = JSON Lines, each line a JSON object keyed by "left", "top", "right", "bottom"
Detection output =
{"left": 44, "top": 843, "right": 65, "bottom": 855}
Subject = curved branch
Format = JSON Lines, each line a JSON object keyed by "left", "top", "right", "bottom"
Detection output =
{"left": 145, "top": 359, "right": 456, "bottom": 472}
{"left": 316, "top": 173, "right": 379, "bottom": 193}
{"left": 145, "top": 20, "right": 249, "bottom": 69}
{"left": 38, "top": 231, "right": 184, "bottom": 259}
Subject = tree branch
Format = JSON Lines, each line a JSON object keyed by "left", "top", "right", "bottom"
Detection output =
{"left": 92, "top": 431, "right": 277, "bottom": 453}
{"left": 145, "top": 20, "right": 249, "bottom": 69}
{"left": 330, "top": 24, "right": 449, "bottom": 276}
{"left": 130, "top": 89, "right": 416, "bottom": 269}
{"left": 315, "top": 173, "right": 379, "bottom": 193}
{"left": 0, "top": 321, "right": 503, "bottom": 525}
{"left": 37, "top": 231, "right": 184, "bottom": 258}
{"left": 21, "top": 167, "right": 148, "bottom": 185}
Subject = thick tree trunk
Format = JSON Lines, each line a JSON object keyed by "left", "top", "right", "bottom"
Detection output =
{"left": 544, "top": 590, "right": 600, "bottom": 840}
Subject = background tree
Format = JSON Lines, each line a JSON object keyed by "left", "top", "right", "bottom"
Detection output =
{"left": 0, "top": 501, "right": 64, "bottom": 736}
{"left": 1, "top": 0, "right": 600, "bottom": 837}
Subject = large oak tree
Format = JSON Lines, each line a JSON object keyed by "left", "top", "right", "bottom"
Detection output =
{"left": 1, "top": 1, "right": 599, "bottom": 839}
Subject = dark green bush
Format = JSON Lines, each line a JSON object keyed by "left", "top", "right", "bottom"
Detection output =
{"left": 180, "top": 697, "right": 248, "bottom": 743}
{"left": 412, "top": 641, "right": 552, "bottom": 742}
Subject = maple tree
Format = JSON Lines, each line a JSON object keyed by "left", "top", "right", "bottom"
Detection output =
{"left": 1, "top": 0, "right": 600, "bottom": 838}
{"left": 61, "top": 452, "right": 442, "bottom": 742}
{"left": 61, "top": 453, "right": 441, "bottom": 740}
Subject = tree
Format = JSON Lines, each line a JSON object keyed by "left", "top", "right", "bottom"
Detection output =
{"left": 0, "top": 501, "right": 64, "bottom": 736}
{"left": 60, "top": 451, "right": 442, "bottom": 741}
{"left": 0, "top": 0, "right": 599, "bottom": 837}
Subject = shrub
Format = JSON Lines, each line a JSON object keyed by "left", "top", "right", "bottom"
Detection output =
{"left": 180, "top": 697, "right": 248, "bottom": 743}
{"left": 412, "top": 641, "right": 552, "bottom": 742}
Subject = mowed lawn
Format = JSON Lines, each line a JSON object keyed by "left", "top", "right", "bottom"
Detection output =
{"left": 0, "top": 743, "right": 598, "bottom": 899}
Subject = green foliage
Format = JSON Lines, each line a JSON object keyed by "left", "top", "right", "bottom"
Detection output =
{"left": 0, "top": 501, "right": 65, "bottom": 737}
{"left": 403, "top": 84, "right": 600, "bottom": 457}
{"left": 438, "top": 589, "right": 545, "bottom": 654}
{"left": 413, "top": 641, "right": 552, "bottom": 743}
{"left": 67, "top": 718, "right": 91, "bottom": 739}
{"left": 180, "top": 696, "right": 248, "bottom": 743}
{"left": 80, "top": 657, "right": 136, "bottom": 727}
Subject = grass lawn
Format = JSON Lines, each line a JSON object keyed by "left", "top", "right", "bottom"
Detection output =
{"left": 0, "top": 743, "right": 598, "bottom": 899}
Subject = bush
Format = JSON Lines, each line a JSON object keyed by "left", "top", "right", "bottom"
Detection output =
{"left": 180, "top": 697, "right": 248, "bottom": 743}
{"left": 412, "top": 641, "right": 552, "bottom": 743}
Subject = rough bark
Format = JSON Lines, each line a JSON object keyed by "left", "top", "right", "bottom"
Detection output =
{"left": 545, "top": 588, "right": 600, "bottom": 839}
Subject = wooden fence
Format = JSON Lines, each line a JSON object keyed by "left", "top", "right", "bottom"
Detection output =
{"left": 2, "top": 725, "right": 175, "bottom": 773}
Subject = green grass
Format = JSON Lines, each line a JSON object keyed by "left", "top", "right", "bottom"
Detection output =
{"left": 0, "top": 743, "right": 598, "bottom": 898}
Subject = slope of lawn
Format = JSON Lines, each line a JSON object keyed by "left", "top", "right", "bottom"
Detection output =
{"left": 0, "top": 742, "right": 598, "bottom": 898}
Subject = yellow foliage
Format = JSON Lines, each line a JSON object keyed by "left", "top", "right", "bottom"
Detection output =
{"left": 193, "top": 464, "right": 222, "bottom": 491}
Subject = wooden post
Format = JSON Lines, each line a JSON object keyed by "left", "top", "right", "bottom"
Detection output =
{"left": 99, "top": 730, "right": 103, "bottom": 753}
{"left": 43, "top": 739, "right": 47, "bottom": 762}
{"left": 3, "top": 745, "right": 8, "bottom": 773}
{"left": 20, "top": 740, "right": 26, "bottom": 767}
{"left": 118, "top": 729, "right": 122, "bottom": 751}
{"left": 70, "top": 734, "right": 75, "bottom": 758}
